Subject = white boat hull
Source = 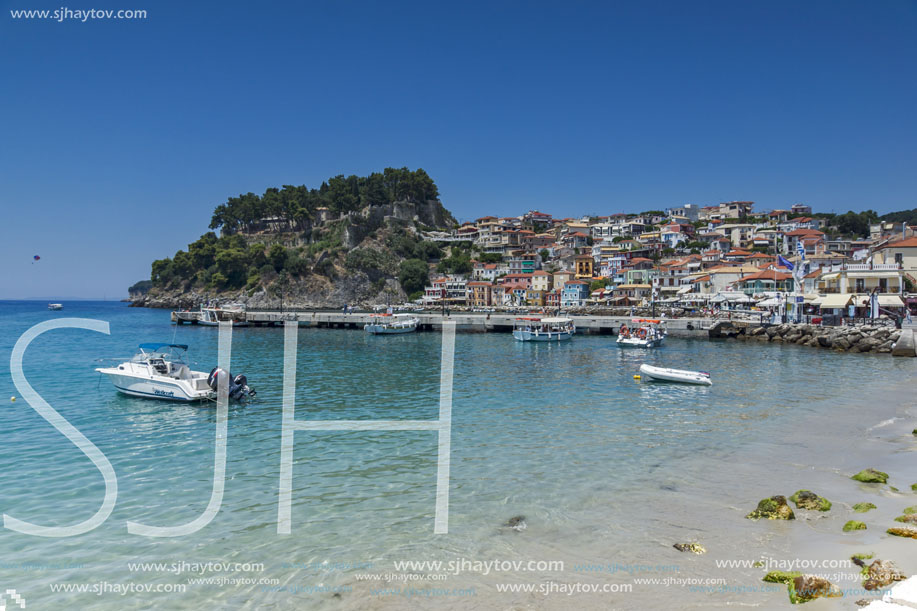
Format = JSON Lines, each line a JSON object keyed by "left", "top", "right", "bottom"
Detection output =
{"left": 638, "top": 364, "right": 712, "bottom": 386}
{"left": 617, "top": 336, "right": 664, "bottom": 348}
{"left": 365, "top": 325, "right": 416, "bottom": 334}
{"left": 513, "top": 330, "right": 574, "bottom": 341}
{"left": 96, "top": 368, "right": 216, "bottom": 402}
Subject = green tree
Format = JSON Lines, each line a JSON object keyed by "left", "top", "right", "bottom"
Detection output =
{"left": 269, "top": 243, "right": 288, "bottom": 272}
{"left": 398, "top": 259, "right": 429, "bottom": 295}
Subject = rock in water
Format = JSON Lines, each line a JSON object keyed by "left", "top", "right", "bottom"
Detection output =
{"left": 852, "top": 502, "right": 876, "bottom": 513}
{"left": 886, "top": 527, "right": 917, "bottom": 539}
{"left": 746, "top": 495, "right": 795, "bottom": 520}
{"left": 863, "top": 559, "right": 905, "bottom": 590}
{"left": 843, "top": 521, "right": 867, "bottom": 532}
{"left": 673, "top": 543, "right": 706, "bottom": 554}
{"left": 763, "top": 571, "right": 802, "bottom": 584}
{"left": 851, "top": 469, "right": 889, "bottom": 484}
{"left": 789, "top": 575, "right": 843, "bottom": 604}
{"left": 788, "top": 490, "right": 831, "bottom": 511}
{"left": 894, "top": 514, "right": 917, "bottom": 524}
{"left": 504, "top": 515, "right": 527, "bottom": 531}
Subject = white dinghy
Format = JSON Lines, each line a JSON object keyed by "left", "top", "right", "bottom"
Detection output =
{"left": 638, "top": 364, "right": 712, "bottom": 386}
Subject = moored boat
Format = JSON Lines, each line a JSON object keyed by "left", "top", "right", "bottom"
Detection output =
{"left": 364, "top": 313, "right": 419, "bottom": 334}
{"left": 638, "top": 364, "right": 712, "bottom": 386}
{"left": 198, "top": 303, "right": 248, "bottom": 327}
{"left": 95, "top": 343, "right": 255, "bottom": 402}
{"left": 617, "top": 319, "right": 666, "bottom": 347}
{"left": 512, "top": 317, "right": 575, "bottom": 341}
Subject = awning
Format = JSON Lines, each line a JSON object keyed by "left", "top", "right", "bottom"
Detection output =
{"left": 819, "top": 293, "right": 853, "bottom": 309}
{"left": 676, "top": 285, "right": 693, "bottom": 295}
{"left": 878, "top": 295, "right": 905, "bottom": 307}
{"left": 756, "top": 298, "right": 782, "bottom": 307}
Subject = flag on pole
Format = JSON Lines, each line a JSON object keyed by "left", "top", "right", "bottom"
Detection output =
{"left": 777, "top": 255, "right": 794, "bottom": 270}
{"left": 796, "top": 240, "right": 806, "bottom": 260}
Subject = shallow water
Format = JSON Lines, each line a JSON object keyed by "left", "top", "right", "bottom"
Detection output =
{"left": 0, "top": 301, "right": 915, "bottom": 610}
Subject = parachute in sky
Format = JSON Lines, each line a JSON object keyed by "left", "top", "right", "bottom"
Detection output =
{"left": 32, "top": 255, "right": 40, "bottom": 264}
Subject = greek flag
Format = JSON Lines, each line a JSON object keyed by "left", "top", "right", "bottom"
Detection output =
{"left": 796, "top": 240, "right": 806, "bottom": 260}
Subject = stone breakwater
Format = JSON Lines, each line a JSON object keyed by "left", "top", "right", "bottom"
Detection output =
{"left": 710, "top": 321, "right": 912, "bottom": 355}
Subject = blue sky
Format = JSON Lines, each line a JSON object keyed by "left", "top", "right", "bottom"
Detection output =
{"left": 1, "top": 0, "right": 915, "bottom": 298}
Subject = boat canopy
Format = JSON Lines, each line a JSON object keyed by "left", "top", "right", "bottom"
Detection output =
{"left": 539, "top": 317, "right": 573, "bottom": 324}
{"left": 139, "top": 343, "right": 189, "bottom": 351}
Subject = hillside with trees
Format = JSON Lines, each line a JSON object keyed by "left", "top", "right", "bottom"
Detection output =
{"left": 133, "top": 168, "right": 456, "bottom": 308}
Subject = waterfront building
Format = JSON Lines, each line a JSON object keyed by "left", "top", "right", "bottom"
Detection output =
{"left": 561, "top": 280, "right": 590, "bottom": 307}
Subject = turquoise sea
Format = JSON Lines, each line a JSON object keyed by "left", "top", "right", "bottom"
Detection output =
{"left": 1, "top": 301, "right": 916, "bottom": 610}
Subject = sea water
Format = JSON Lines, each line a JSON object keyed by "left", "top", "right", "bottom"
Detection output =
{"left": 0, "top": 301, "right": 915, "bottom": 610}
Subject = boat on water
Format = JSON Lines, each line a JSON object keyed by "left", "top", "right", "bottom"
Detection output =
{"left": 198, "top": 303, "right": 248, "bottom": 327}
{"left": 47, "top": 303, "right": 63, "bottom": 310}
{"left": 512, "top": 317, "right": 575, "bottom": 341}
{"left": 364, "top": 313, "right": 419, "bottom": 334}
{"left": 95, "top": 343, "right": 256, "bottom": 402}
{"left": 638, "top": 364, "right": 712, "bottom": 386}
{"left": 617, "top": 319, "right": 666, "bottom": 348}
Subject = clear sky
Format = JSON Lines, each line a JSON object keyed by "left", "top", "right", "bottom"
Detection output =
{"left": 1, "top": 0, "right": 915, "bottom": 298}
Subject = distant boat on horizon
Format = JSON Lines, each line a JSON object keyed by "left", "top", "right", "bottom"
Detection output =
{"left": 47, "top": 303, "right": 63, "bottom": 310}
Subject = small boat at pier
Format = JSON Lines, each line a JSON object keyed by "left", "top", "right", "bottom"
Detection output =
{"left": 95, "top": 343, "right": 256, "bottom": 402}
{"left": 638, "top": 364, "right": 712, "bottom": 386}
{"left": 512, "top": 317, "right": 575, "bottom": 341}
{"left": 364, "top": 313, "right": 419, "bottom": 334}
{"left": 617, "top": 319, "right": 666, "bottom": 348}
{"left": 199, "top": 303, "right": 248, "bottom": 326}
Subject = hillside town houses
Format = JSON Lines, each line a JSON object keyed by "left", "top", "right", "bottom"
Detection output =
{"left": 418, "top": 202, "right": 917, "bottom": 319}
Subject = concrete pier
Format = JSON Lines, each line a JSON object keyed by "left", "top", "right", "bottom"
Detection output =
{"left": 223, "top": 310, "right": 719, "bottom": 337}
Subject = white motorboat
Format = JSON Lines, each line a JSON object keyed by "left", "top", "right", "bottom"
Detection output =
{"left": 364, "top": 313, "right": 419, "bottom": 334}
{"left": 47, "top": 303, "right": 63, "bottom": 310}
{"left": 95, "top": 343, "right": 256, "bottom": 402}
{"left": 512, "top": 317, "right": 575, "bottom": 341}
{"left": 617, "top": 319, "right": 666, "bottom": 348}
{"left": 638, "top": 364, "right": 712, "bottom": 386}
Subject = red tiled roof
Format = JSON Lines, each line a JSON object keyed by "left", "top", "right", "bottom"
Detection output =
{"left": 879, "top": 237, "right": 917, "bottom": 249}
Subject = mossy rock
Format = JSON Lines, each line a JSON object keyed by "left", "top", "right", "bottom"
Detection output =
{"left": 887, "top": 527, "right": 917, "bottom": 539}
{"left": 843, "top": 521, "right": 867, "bottom": 532}
{"left": 763, "top": 570, "right": 802, "bottom": 584}
{"left": 752, "top": 560, "right": 765, "bottom": 568}
{"left": 894, "top": 514, "right": 917, "bottom": 524}
{"left": 788, "top": 575, "right": 842, "bottom": 604}
{"left": 673, "top": 542, "right": 706, "bottom": 554}
{"left": 852, "top": 552, "right": 875, "bottom": 561}
{"left": 789, "top": 490, "right": 831, "bottom": 511}
{"left": 851, "top": 469, "right": 889, "bottom": 484}
{"left": 852, "top": 502, "right": 877, "bottom": 513}
{"left": 911, "top": 483, "right": 917, "bottom": 492}
{"left": 746, "top": 495, "right": 795, "bottom": 520}
{"left": 904, "top": 506, "right": 917, "bottom": 515}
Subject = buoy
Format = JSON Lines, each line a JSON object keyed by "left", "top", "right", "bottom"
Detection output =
{"left": 10, "top": 396, "right": 15, "bottom": 402}
{"left": 633, "top": 375, "right": 641, "bottom": 380}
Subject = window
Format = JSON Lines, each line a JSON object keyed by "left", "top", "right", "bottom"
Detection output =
{"left": 895, "top": 253, "right": 903, "bottom": 265}
{"left": 855, "top": 279, "right": 865, "bottom": 292}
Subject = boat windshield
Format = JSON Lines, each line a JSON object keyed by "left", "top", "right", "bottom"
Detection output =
{"left": 132, "top": 343, "right": 189, "bottom": 363}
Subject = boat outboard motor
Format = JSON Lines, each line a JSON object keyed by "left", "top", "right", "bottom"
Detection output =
{"left": 208, "top": 367, "right": 255, "bottom": 401}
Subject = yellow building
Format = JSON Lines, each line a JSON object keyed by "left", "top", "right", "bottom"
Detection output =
{"left": 574, "top": 255, "right": 594, "bottom": 279}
